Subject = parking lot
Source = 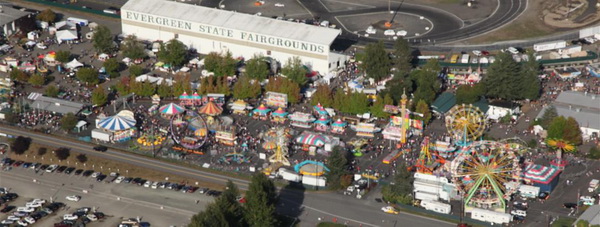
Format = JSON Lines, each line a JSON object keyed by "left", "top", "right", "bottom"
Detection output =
{"left": 0, "top": 158, "right": 222, "bottom": 227}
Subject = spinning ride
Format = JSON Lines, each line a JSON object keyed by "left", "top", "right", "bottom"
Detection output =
{"left": 450, "top": 140, "right": 521, "bottom": 212}
{"left": 445, "top": 104, "right": 487, "bottom": 146}
{"left": 170, "top": 111, "right": 208, "bottom": 150}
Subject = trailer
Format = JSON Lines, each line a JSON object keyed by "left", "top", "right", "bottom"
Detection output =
{"left": 278, "top": 168, "right": 302, "bottom": 182}
{"left": 420, "top": 200, "right": 451, "bottom": 214}
{"left": 91, "top": 129, "right": 111, "bottom": 142}
{"left": 66, "top": 17, "right": 89, "bottom": 26}
{"left": 460, "top": 54, "right": 470, "bottom": 64}
{"left": 414, "top": 191, "right": 439, "bottom": 201}
{"left": 302, "top": 175, "right": 326, "bottom": 187}
{"left": 470, "top": 208, "right": 512, "bottom": 225}
{"left": 533, "top": 40, "right": 567, "bottom": 52}
{"left": 518, "top": 185, "right": 540, "bottom": 198}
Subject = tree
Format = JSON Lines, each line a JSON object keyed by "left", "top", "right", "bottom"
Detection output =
{"left": 483, "top": 52, "right": 532, "bottom": 101}
{"left": 139, "top": 82, "right": 156, "bottom": 97}
{"left": 128, "top": 65, "right": 144, "bottom": 77}
{"left": 76, "top": 68, "right": 99, "bottom": 85}
{"left": 156, "top": 82, "right": 172, "bottom": 98}
{"left": 392, "top": 38, "right": 413, "bottom": 78}
{"left": 245, "top": 55, "right": 269, "bottom": 81}
{"left": 203, "top": 52, "right": 221, "bottom": 73}
{"left": 381, "top": 163, "right": 414, "bottom": 205}
{"left": 414, "top": 99, "right": 432, "bottom": 124}
{"left": 120, "top": 35, "right": 147, "bottom": 60}
{"left": 115, "top": 76, "right": 131, "bottom": 96}
{"left": 103, "top": 58, "right": 121, "bottom": 78}
{"left": 244, "top": 173, "right": 277, "bottom": 227}
{"left": 332, "top": 89, "right": 347, "bottom": 112}
{"left": 232, "top": 76, "right": 261, "bottom": 100}
{"left": 190, "top": 180, "right": 245, "bottom": 227}
{"left": 54, "top": 147, "right": 70, "bottom": 161}
{"left": 10, "top": 136, "right": 31, "bottom": 155}
{"left": 36, "top": 9, "right": 56, "bottom": 23}
{"left": 91, "top": 86, "right": 108, "bottom": 106}
{"left": 371, "top": 94, "right": 393, "bottom": 118}
{"left": 456, "top": 84, "right": 483, "bottom": 104}
{"left": 265, "top": 77, "right": 301, "bottom": 103}
{"left": 92, "top": 25, "right": 114, "bottom": 53}
{"left": 325, "top": 146, "right": 349, "bottom": 190}
{"left": 547, "top": 116, "right": 567, "bottom": 140}
{"left": 385, "top": 73, "right": 414, "bottom": 103}
{"left": 563, "top": 117, "right": 583, "bottom": 145}
{"left": 190, "top": 202, "right": 228, "bottom": 227}
{"left": 76, "top": 154, "right": 88, "bottom": 163}
{"left": 37, "top": 147, "right": 47, "bottom": 156}
{"left": 55, "top": 50, "right": 71, "bottom": 64}
{"left": 157, "top": 39, "right": 187, "bottom": 67}
{"left": 539, "top": 106, "right": 558, "bottom": 129}
{"left": 345, "top": 91, "right": 369, "bottom": 114}
{"left": 310, "top": 84, "right": 333, "bottom": 107}
{"left": 60, "top": 113, "right": 78, "bottom": 132}
{"left": 363, "top": 41, "right": 390, "bottom": 82}
{"left": 45, "top": 85, "right": 60, "bottom": 97}
{"left": 282, "top": 57, "right": 307, "bottom": 86}
{"left": 521, "top": 52, "right": 541, "bottom": 100}
{"left": 10, "top": 69, "right": 29, "bottom": 82}
{"left": 588, "top": 146, "right": 600, "bottom": 160}
{"left": 172, "top": 73, "right": 191, "bottom": 97}
{"left": 28, "top": 74, "right": 45, "bottom": 87}
{"left": 411, "top": 61, "right": 441, "bottom": 106}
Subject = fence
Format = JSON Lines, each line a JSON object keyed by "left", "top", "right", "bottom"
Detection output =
{"left": 24, "top": 0, "right": 121, "bottom": 19}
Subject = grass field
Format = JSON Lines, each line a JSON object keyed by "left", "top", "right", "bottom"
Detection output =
{"left": 7, "top": 142, "right": 225, "bottom": 190}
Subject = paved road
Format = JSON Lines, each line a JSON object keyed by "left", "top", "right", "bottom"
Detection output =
{"left": 0, "top": 125, "right": 453, "bottom": 227}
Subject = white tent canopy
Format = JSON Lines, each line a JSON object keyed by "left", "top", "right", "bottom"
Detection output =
{"left": 65, "top": 59, "right": 84, "bottom": 69}
{"left": 56, "top": 30, "right": 78, "bottom": 42}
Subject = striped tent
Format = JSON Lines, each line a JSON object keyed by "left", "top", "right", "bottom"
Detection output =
{"left": 331, "top": 119, "right": 347, "bottom": 127}
{"left": 159, "top": 103, "right": 184, "bottom": 115}
{"left": 191, "top": 92, "right": 202, "bottom": 100}
{"left": 295, "top": 131, "right": 327, "bottom": 147}
{"left": 198, "top": 101, "right": 223, "bottom": 116}
{"left": 179, "top": 92, "right": 190, "bottom": 100}
{"left": 253, "top": 104, "right": 271, "bottom": 115}
{"left": 272, "top": 107, "right": 288, "bottom": 117}
{"left": 98, "top": 115, "right": 136, "bottom": 131}
{"left": 522, "top": 164, "right": 561, "bottom": 184}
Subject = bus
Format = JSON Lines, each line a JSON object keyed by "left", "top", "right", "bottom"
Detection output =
{"left": 382, "top": 150, "right": 402, "bottom": 164}
{"left": 450, "top": 55, "right": 459, "bottom": 63}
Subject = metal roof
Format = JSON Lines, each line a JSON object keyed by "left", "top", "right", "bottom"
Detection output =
{"left": 31, "top": 96, "right": 85, "bottom": 115}
{"left": 0, "top": 5, "right": 30, "bottom": 26}
{"left": 121, "top": 0, "right": 340, "bottom": 46}
{"left": 575, "top": 205, "right": 600, "bottom": 226}
{"left": 554, "top": 105, "right": 600, "bottom": 130}
{"left": 554, "top": 90, "right": 599, "bottom": 110}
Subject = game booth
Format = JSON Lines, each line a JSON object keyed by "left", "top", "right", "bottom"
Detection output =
{"left": 271, "top": 108, "right": 288, "bottom": 124}
{"left": 179, "top": 92, "right": 203, "bottom": 107}
{"left": 522, "top": 164, "right": 562, "bottom": 192}
{"left": 215, "top": 126, "right": 237, "bottom": 146}
{"left": 230, "top": 100, "right": 250, "bottom": 115}
{"left": 203, "top": 93, "right": 226, "bottom": 106}
{"left": 159, "top": 103, "right": 185, "bottom": 118}
{"left": 295, "top": 131, "right": 338, "bottom": 155}
{"left": 352, "top": 123, "right": 380, "bottom": 138}
{"left": 313, "top": 103, "right": 329, "bottom": 116}
{"left": 95, "top": 111, "right": 137, "bottom": 143}
{"left": 313, "top": 116, "right": 330, "bottom": 132}
{"left": 289, "top": 112, "right": 315, "bottom": 128}
{"left": 265, "top": 91, "right": 288, "bottom": 108}
{"left": 252, "top": 105, "right": 271, "bottom": 120}
{"left": 330, "top": 119, "right": 347, "bottom": 134}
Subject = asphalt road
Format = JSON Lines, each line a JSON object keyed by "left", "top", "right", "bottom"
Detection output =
{"left": 0, "top": 126, "right": 453, "bottom": 227}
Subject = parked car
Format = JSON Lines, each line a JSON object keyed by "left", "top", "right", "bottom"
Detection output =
{"left": 74, "top": 169, "right": 84, "bottom": 175}
{"left": 564, "top": 203, "right": 577, "bottom": 209}
{"left": 65, "top": 167, "right": 76, "bottom": 174}
{"left": 151, "top": 182, "right": 159, "bottom": 189}
{"left": 0, "top": 206, "right": 15, "bottom": 213}
{"left": 65, "top": 195, "right": 81, "bottom": 202}
{"left": 45, "top": 165, "right": 58, "bottom": 173}
{"left": 381, "top": 206, "right": 399, "bottom": 214}
{"left": 93, "top": 145, "right": 107, "bottom": 152}
{"left": 91, "top": 172, "right": 101, "bottom": 178}
{"left": 123, "top": 177, "right": 133, "bottom": 183}
{"left": 114, "top": 176, "right": 125, "bottom": 184}
{"left": 96, "top": 174, "right": 107, "bottom": 182}
{"left": 56, "top": 166, "right": 67, "bottom": 173}
{"left": 63, "top": 214, "right": 78, "bottom": 221}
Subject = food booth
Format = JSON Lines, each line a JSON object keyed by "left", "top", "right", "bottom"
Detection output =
{"left": 215, "top": 129, "right": 236, "bottom": 146}
{"left": 330, "top": 119, "right": 347, "bottom": 134}
{"left": 230, "top": 100, "right": 249, "bottom": 115}
{"left": 265, "top": 91, "right": 288, "bottom": 108}
{"left": 313, "top": 116, "right": 330, "bottom": 132}
{"left": 271, "top": 108, "right": 288, "bottom": 124}
{"left": 252, "top": 104, "right": 271, "bottom": 120}
{"left": 313, "top": 103, "right": 329, "bottom": 116}
{"left": 353, "top": 123, "right": 379, "bottom": 138}
{"left": 289, "top": 112, "right": 315, "bottom": 128}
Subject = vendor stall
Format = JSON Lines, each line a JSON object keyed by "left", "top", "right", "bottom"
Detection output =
{"left": 151, "top": 94, "right": 161, "bottom": 105}
{"left": 330, "top": 119, "right": 347, "bottom": 134}
{"left": 252, "top": 104, "right": 271, "bottom": 120}
{"left": 179, "top": 92, "right": 193, "bottom": 106}
{"left": 313, "top": 103, "right": 329, "bottom": 116}
{"left": 148, "top": 104, "right": 159, "bottom": 115}
{"left": 313, "top": 116, "right": 330, "bottom": 132}
{"left": 97, "top": 114, "right": 137, "bottom": 142}
{"left": 204, "top": 93, "right": 225, "bottom": 106}
{"left": 159, "top": 103, "right": 184, "bottom": 118}
{"left": 522, "top": 164, "right": 562, "bottom": 192}
{"left": 289, "top": 112, "right": 315, "bottom": 128}
{"left": 230, "top": 99, "right": 249, "bottom": 115}
{"left": 191, "top": 92, "right": 202, "bottom": 106}
{"left": 271, "top": 108, "right": 288, "bottom": 124}
{"left": 215, "top": 129, "right": 236, "bottom": 146}
{"left": 353, "top": 123, "right": 379, "bottom": 138}
{"left": 265, "top": 91, "right": 288, "bottom": 108}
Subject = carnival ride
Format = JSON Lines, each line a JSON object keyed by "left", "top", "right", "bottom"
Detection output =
{"left": 294, "top": 160, "right": 330, "bottom": 176}
{"left": 262, "top": 127, "right": 292, "bottom": 175}
{"left": 445, "top": 104, "right": 487, "bottom": 146}
{"left": 349, "top": 139, "right": 368, "bottom": 157}
{"left": 410, "top": 136, "right": 446, "bottom": 173}
{"left": 170, "top": 111, "right": 208, "bottom": 150}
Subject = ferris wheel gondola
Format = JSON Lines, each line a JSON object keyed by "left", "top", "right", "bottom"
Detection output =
{"left": 445, "top": 104, "right": 487, "bottom": 145}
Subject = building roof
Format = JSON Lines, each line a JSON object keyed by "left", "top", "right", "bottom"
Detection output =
{"left": 554, "top": 90, "right": 599, "bottom": 110}
{"left": 121, "top": 0, "right": 340, "bottom": 46}
{"left": 575, "top": 205, "right": 600, "bottom": 226}
{"left": 472, "top": 98, "right": 489, "bottom": 113}
{"left": 431, "top": 92, "right": 456, "bottom": 114}
{"left": 489, "top": 100, "right": 519, "bottom": 109}
{"left": 31, "top": 96, "right": 85, "bottom": 114}
{"left": 536, "top": 91, "right": 600, "bottom": 130}
{"left": 0, "top": 5, "right": 30, "bottom": 26}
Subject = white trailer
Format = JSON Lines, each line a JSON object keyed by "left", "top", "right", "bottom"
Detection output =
{"left": 518, "top": 185, "right": 540, "bottom": 198}
{"left": 470, "top": 208, "right": 512, "bottom": 225}
{"left": 420, "top": 200, "right": 451, "bottom": 214}
{"left": 91, "top": 129, "right": 111, "bottom": 142}
{"left": 302, "top": 175, "right": 326, "bottom": 187}
{"left": 460, "top": 54, "right": 470, "bottom": 64}
{"left": 278, "top": 168, "right": 302, "bottom": 182}
{"left": 67, "top": 17, "right": 89, "bottom": 26}
{"left": 414, "top": 191, "right": 439, "bottom": 201}
{"left": 533, "top": 40, "right": 567, "bottom": 52}
{"left": 558, "top": 45, "right": 582, "bottom": 55}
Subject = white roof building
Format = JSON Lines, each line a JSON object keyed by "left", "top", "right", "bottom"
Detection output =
{"left": 537, "top": 91, "right": 600, "bottom": 140}
{"left": 120, "top": 0, "right": 347, "bottom": 74}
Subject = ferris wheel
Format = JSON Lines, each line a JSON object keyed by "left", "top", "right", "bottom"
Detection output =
{"left": 445, "top": 104, "right": 487, "bottom": 145}
{"left": 450, "top": 140, "right": 521, "bottom": 211}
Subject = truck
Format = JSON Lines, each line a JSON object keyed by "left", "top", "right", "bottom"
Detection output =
{"left": 277, "top": 168, "right": 302, "bottom": 183}
{"left": 589, "top": 179, "right": 599, "bottom": 192}
{"left": 419, "top": 200, "right": 451, "bottom": 214}
{"left": 414, "top": 191, "right": 439, "bottom": 201}
{"left": 91, "top": 129, "right": 111, "bottom": 142}
{"left": 460, "top": 54, "right": 470, "bottom": 64}
{"left": 66, "top": 17, "right": 89, "bottom": 26}
{"left": 518, "top": 184, "right": 540, "bottom": 198}
{"left": 302, "top": 175, "right": 326, "bottom": 187}
{"left": 533, "top": 40, "right": 567, "bottom": 52}
{"left": 470, "top": 208, "right": 512, "bottom": 225}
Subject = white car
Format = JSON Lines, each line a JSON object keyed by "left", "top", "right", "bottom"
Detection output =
{"left": 472, "top": 50, "right": 482, "bottom": 56}
{"left": 25, "top": 202, "right": 43, "bottom": 208}
{"left": 143, "top": 181, "right": 153, "bottom": 188}
{"left": 151, "top": 182, "right": 159, "bottom": 189}
{"left": 45, "top": 164, "right": 58, "bottom": 173}
{"left": 114, "top": 176, "right": 125, "bottom": 184}
{"left": 396, "top": 30, "right": 408, "bottom": 36}
{"left": 7, "top": 216, "right": 20, "bottom": 221}
{"left": 31, "top": 199, "right": 46, "bottom": 204}
{"left": 365, "top": 26, "right": 376, "bottom": 34}
{"left": 17, "top": 220, "right": 28, "bottom": 226}
{"left": 24, "top": 217, "right": 36, "bottom": 224}
{"left": 86, "top": 214, "right": 98, "bottom": 221}
{"left": 91, "top": 172, "right": 101, "bottom": 178}
{"left": 507, "top": 47, "right": 519, "bottom": 54}
{"left": 36, "top": 42, "right": 47, "bottom": 50}
{"left": 16, "top": 207, "right": 34, "bottom": 213}
{"left": 384, "top": 29, "right": 396, "bottom": 36}
{"left": 274, "top": 3, "right": 285, "bottom": 7}
{"left": 63, "top": 214, "right": 78, "bottom": 221}
{"left": 320, "top": 20, "right": 330, "bottom": 27}
{"left": 66, "top": 195, "right": 81, "bottom": 202}
{"left": 471, "top": 58, "right": 478, "bottom": 64}
{"left": 0, "top": 219, "right": 14, "bottom": 225}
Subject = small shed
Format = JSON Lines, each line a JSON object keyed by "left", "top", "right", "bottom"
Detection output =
{"left": 75, "top": 120, "right": 88, "bottom": 133}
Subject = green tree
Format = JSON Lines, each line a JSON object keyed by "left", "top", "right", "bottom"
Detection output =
{"left": 172, "top": 73, "right": 191, "bottom": 97}
{"left": 455, "top": 84, "right": 483, "bottom": 104}
{"left": 128, "top": 65, "right": 144, "bottom": 77}
{"left": 332, "top": 89, "right": 347, "bottom": 112}
{"left": 158, "top": 39, "right": 188, "bottom": 67}
{"left": 189, "top": 180, "right": 245, "bottom": 227}
{"left": 363, "top": 41, "right": 390, "bottom": 82}
{"left": 10, "top": 69, "right": 29, "bottom": 82}
{"left": 55, "top": 50, "right": 71, "bottom": 64}
{"left": 45, "top": 85, "right": 60, "bottom": 97}
{"left": 483, "top": 52, "right": 523, "bottom": 101}
{"left": 385, "top": 74, "right": 414, "bottom": 103}
{"left": 345, "top": 90, "right": 369, "bottom": 114}
{"left": 245, "top": 55, "right": 269, "bottom": 81}
{"left": 91, "top": 86, "right": 107, "bottom": 106}
{"left": 325, "top": 146, "right": 349, "bottom": 190}
{"left": 120, "top": 34, "right": 147, "bottom": 60}
{"left": 539, "top": 106, "right": 558, "bottom": 129}
{"left": 588, "top": 146, "right": 600, "bottom": 160}
{"left": 156, "top": 82, "right": 172, "bottom": 98}
{"left": 76, "top": 154, "right": 88, "bottom": 163}
{"left": 54, "top": 147, "right": 70, "bottom": 161}
{"left": 521, "top": 52, "right": 541, "bottom": 100}
{"left": 392, "top": 38, "right": 412, "bottom": 78}
{"left": 103, "top": 58, "right": 121, "bottom": 78}
{"left": 204, "top": 52, "right": 220, "bottom": 73}
{"left": 282, "top": 57, "right": 307, "bottom": 86}
{"left": 310, "top": 84, "right": 333, "bottom": 107}
{"left": 189, "top": 202, "right": 228, "bottom": 227}
{"left": 36, "top": 9, "right": 56, "bottom": 23}
{"left": 371, "top": 94, "right": 393, "bottom": 118}
{"left": 265, "top": 77, "right": 300, "bottom": 103}
{"left": 60, "top": 113, "right": 78, "bottom": 132}
{"left": 129, "top": 77, "right": 143, "bottom": 96}
{"left": 92, "top": 25, "right": 114, "bottom": 53}
{"left": 76, "top": 68, "right": 99, "bottom": 85}
{"left": 381, "top": 163, "right": 414, "bottom": 205}
{"left": 414, "top": 99, "right": 432, "bottom": 124}
{"left": 244, "top": 173, "right": 277, "bottom": 227}
{"left": 28, "top": 74, "right": 45, "bottom": 86}
{"left": 564, "top": 117, "right": 583, "bottom": 145}
{"left": 547, "top": 116, "right": 567, "bottom": 140}
{"left": 232, "top": 76, "right": 261, "bottom": 100}
{"left": 115, "top": 76, "right": 131, "bottom": 96}
{"left": 140, "top": 82, "right": 156, "bottom": 97}
{"left": 10, "top": 136, "right": 31, "bottom": 155}
{"left": 37, "top": 147, "right": 47, "bottom": 156}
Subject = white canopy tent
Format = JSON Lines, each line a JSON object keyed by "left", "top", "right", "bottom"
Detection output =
{"left": 65, "top": 59, "right": 84, "bottom": 69}
{"left": 56, "top": 30, "right": 78, "bottom": 43}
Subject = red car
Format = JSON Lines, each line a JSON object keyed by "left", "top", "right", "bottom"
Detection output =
{"left": 12, "top": 161, "right": 24, "bottom": 167}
